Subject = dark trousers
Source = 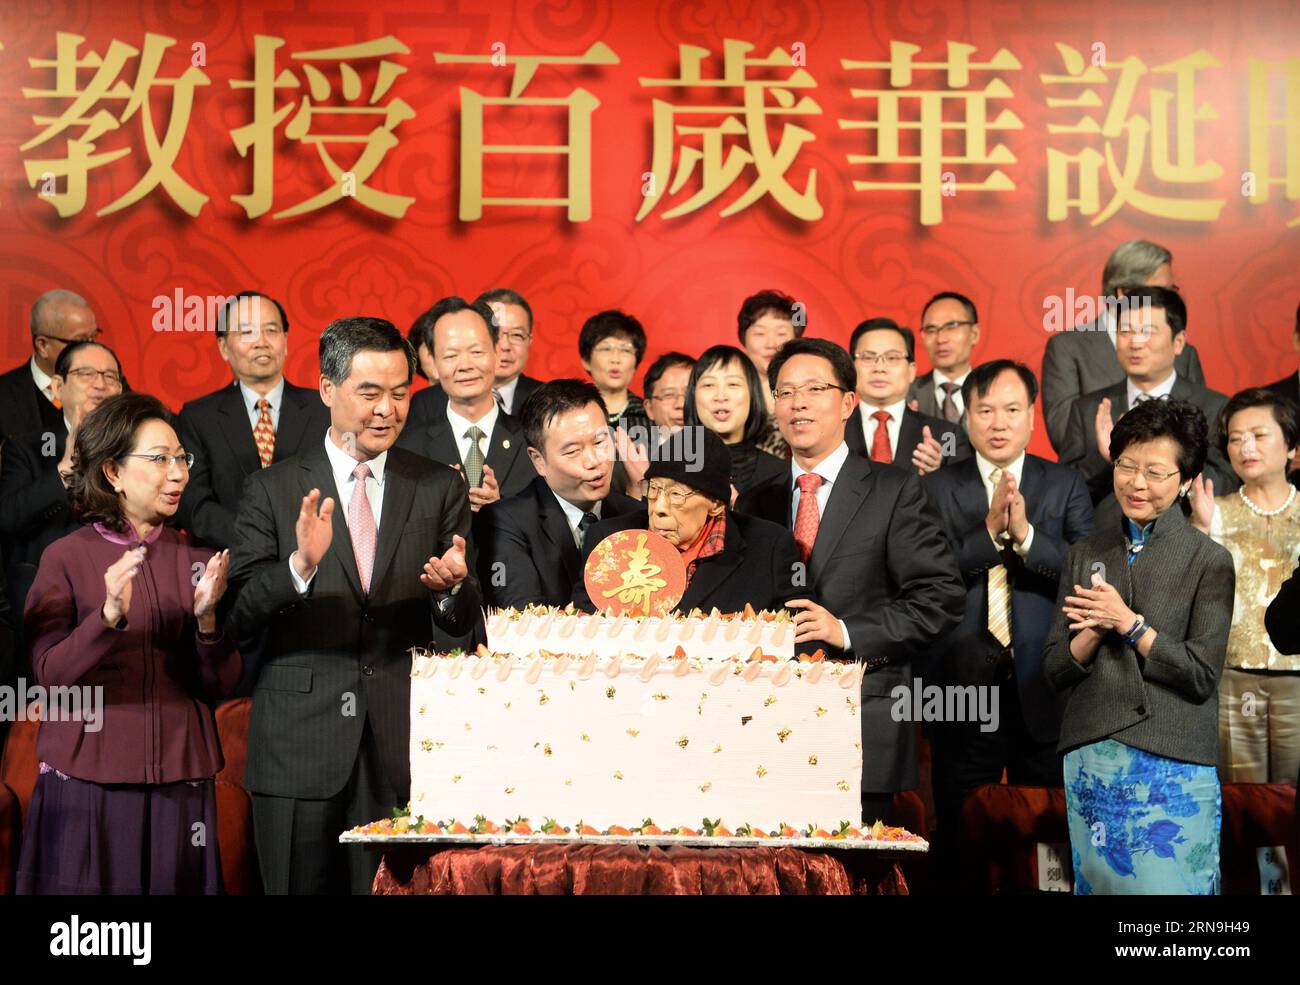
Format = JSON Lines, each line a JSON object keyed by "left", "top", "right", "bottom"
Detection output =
{"left": 251, "top": 720, "right": 398, "bottom": 895}
{"left": 929, "top": 665, "right": 1062, "bottom": 880}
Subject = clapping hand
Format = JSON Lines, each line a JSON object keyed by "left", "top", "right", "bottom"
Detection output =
{"left": 420, "top": 534, "right": 468, "bottom": 592}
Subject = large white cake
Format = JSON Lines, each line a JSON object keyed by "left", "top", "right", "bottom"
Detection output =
{"left": 408, "top": 609, "right": 864, "bottom": 833}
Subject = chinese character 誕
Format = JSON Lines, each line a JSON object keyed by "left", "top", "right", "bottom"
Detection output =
{"left": 230, "top": 35, "right": 416, "bottom": 219}
{"left": 435, "top": 42, "right": 619, "bottom": 222}
{"left": 601, "top": 534, "right": 669, "bottom": 616}
{"left": 839, "top": 41, "right": 1023, "bottom": 226}
{"left": 638, "top": 39, "right": 822, "bottom": 222}
{"left": 1041, "top": 42, "right": 1224, "bottom": 224}
{"left": 22, "top": 32, "right": 210, "bottom": 218}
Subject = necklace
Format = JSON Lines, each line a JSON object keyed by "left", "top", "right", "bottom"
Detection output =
{"left": 1238, "top": 484, "right": 1297, "bottom": 517}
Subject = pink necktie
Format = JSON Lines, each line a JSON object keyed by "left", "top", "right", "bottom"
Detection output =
{"left": 793, "top": 473, "right": 823, "bottom": 564}
{"left": 350, "top": 462, "right": 376, "bottom": 593}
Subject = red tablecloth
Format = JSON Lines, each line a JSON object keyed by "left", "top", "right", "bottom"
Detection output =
{"left": 372, "top": 843, "right": 911, "bottom": 894}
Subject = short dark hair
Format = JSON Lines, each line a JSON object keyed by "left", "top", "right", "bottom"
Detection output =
{"left": 54, "top": 340, "right": 121, "bottom": 380}
{"left": 474, "top": 288, "right": 533, "bottom": 333}
{"left": 1217, "top": 387, "right": 1300, "bottom": 457}
{"left": 215, "top": 291, "right": 289, "bottom": 339}
{"left": 849, "top": 317, "right": 915, "bottom": 362}
{"left": 766, "top": 337, "right": 856, "bottom": 394}
{"left": 518, "top": 378, "right": 607, "bottom": 453}
{"left": 1117, "top": 285, "right": 1187, "bottom": 337}
{"left": 683, "top": 345, "right": 769, "bottom": 446}
{"left": 69, "top": 392, "right": 177, "bottom": 533}
{"left": 962, "top": 359, "right": 1039, "bottom": 408}
{"left": 737, "top": 289, "right": 802, "bottom": 345}
{"left": 419, "top": 296, "right": 498, "bottom": 357}
{"left": 577, "top": 310, "right": 647, "bottom": 365}
{"left": 921, "top": 291, "right": 978, "bottom": 326}
{"left": 643, "top": 351, "right": 695, "bottom": 400}
{"left": 319, "top": 317, "right": 415, "bottom": 385}
{"left": 1110, "top": 397, "right": 1208, "bottom": 481}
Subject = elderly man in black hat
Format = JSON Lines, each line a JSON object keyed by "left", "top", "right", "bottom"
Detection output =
{"left": 573, "top": 428, "right": 803, "bottom": 615}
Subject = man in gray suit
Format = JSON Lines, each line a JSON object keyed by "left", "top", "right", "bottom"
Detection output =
{"left": 1041, "top": 240, "right": 1205, "bottom": 453}
{"left": 907, "top": 291, "right": 980, "bottom": 426}
{"left": 1059, "top": 287, "right": 1235, "bottom": 507}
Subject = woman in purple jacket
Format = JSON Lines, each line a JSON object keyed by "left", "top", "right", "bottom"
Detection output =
{"left": 18, "top": 392, "right": 240, "bottom": 894}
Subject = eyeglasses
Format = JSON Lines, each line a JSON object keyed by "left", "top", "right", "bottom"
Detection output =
{"left": 772, "top": 381, "right": 846, "bottom": 402}
{"left": 1116, "top": 325, "right": 1158, "bottom": 340}
{"left": 498, "top": 330, "right": 531, "bottom": 347}
{"left": 37, "top": 330, "right": 101, "bottom": 346}
{"left": 920, "top": 320, "right": 974, "bottom": 337}
{"left": 649, "top": 389, "right": 685, "bottom": 403}
{"left": 64, "top": 367, "right": 121, "bottom": 385}
{"left": 121, "top": 452, "right": 195, "bottom": 470}
{"left": 854, "top": 352, "right": 910, "bottom": 367}
{"left": 593, "top": 342, "right": 637, "bottom": 357}
{"left": 646, "top": 480, "right": 699, "bottom": 507}
{"left": 1114, "top": 459, "right": 1179, "bottom": 483}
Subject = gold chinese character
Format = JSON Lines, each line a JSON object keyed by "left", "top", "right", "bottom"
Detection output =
{"left": 638, "top": 39, "right": 822, "bottom": 221}
{"left": 435, "top": 42, "right": 619, "bottom": 221}
{"left": 1247, "top": 56, "right": 1300, "bottom": 227}
{"left": 1041, "top": 43, "right": 1224, "bottom": 224}
{"left": 839, "top": 41, "right": 1022, "bottom": 226}
{"left": 600, "top": 533, "right": 668, "bottom": 615}
{"left": 21, "top": 32, "right": 210, "bottom": 217}
{"left": 229, "top": 35, "right": 415, "bottom": 219}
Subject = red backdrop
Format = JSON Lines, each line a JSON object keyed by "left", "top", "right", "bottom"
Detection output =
{"left": 1, "top": 0, "right": 1297, "bottom": 460}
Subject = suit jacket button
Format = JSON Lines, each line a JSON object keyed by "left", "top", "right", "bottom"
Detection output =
{"left": 1136, "top": 704, "right": 1146, "bottom": 715}
{"left": 362, "top": 664, "right": 375, "bottom": 676}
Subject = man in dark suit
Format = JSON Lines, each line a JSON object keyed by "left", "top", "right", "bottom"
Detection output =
{"left": 0, "top": 341, "right": 123, "bottom": 629}
{"left": 0, "top": 289, "right": 98, "bottom": 440}
{"left": 229, "top": 317, "right": 483, "bottom": 895}
{"left": 737, "top": 338, "right": 964, "bottom": 824}
{"left": 398, "top": 296, "right": 536, "bottom": 508}
{"left": 1041, "top": 240, "right": 1204, "bottom": 453}
{"left": 407, "top": 288, "right": 543, "bottom": 430}
{"left": 477, "top": 379, "right": 640, "bottom": 609}
{"left": 1060, "top": 286, "right": 1235, "bottom": 506}
{"left": 177, "top": 292, "right": 329, "bottom": 550}
{"left": 846, "top": 317, "right": 968, "bottom": 472}
{"left": 907, "top": 291, "right": 980, "bottom": 427}
{"left": 922, "top": 360, "right": 1094, "bottom": 876}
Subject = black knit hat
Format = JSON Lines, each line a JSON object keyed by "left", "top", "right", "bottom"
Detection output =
{"left": 645, "top": 426, "right": 732, "bottom": 504}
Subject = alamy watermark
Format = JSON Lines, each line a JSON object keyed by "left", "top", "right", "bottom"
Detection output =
{"left": 0, "top": 679, "right": 104, "bottom": 733}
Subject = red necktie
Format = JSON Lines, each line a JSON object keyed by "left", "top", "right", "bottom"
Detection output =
{"left": 349, "top": 463, "right": 377, "bottom": 594}
{"left": 793, "top": 473, "right": 823, "bottom": 564}
{"left": 253, "top": 398, "right": 275, "bottom": 467}
{"left": 869, "top": 410, "right": 893, "bottom": 463}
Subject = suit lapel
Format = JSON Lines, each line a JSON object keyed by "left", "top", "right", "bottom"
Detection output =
{"left": 485, "top": 415, "right": 525, "bottom": 486}
{"left": 370, "top": 453, "right": 416, "bottom": 593}
{"left": 809, "top": 456, "right": 870, "bottom": 583}
{"left": 677, "top": 516, "right": 744, "bottom": 613}
{"left": 300, "top": 445, "right": 363, "bottom": 602}
{"left": 894, "top": 409, "right": 922, "bottom": 467}
{"left": 845, "top": 410, "right": 867, "bottom": 457}
{"left": 272, "top": 385, "right": 315, "bottom": 464}
{"left": 217, "top": 383, "right": 263, "bottom": 474}
{"left": 423, "top": 420, "right": 462, "bottom": 469}
{"left": 537, "top": 484, "right": 581, "bottom": 585}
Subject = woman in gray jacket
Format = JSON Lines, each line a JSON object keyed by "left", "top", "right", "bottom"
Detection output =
{"left": 1044, "top": 398, "right": 1234, "bottom": 894}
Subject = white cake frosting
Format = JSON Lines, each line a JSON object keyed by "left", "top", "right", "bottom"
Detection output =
{"left": 408, "top": 645, "right": 863, "bottom": 832}
{"left": 484, "top": 605, "right": 796, "bottom": 663}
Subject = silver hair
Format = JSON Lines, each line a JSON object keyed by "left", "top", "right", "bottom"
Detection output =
{"left": 30, "top": 288, "right": 92, "bottom": 337}
{"left": 1101, "top": 240, "right": 1173, "bottom": 298}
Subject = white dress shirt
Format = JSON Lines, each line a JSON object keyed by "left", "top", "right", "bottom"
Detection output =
{"left": 30, "top": 356, "right": 56, "bottom": 404}
{"left": 975, "top": 451, "right": 1035, "bottom": 557}
{"left": 554, "top": 490, "right": 602, "bottom": 550}
{"left": 446, "top": 400, "right": 499, "bottom": 469}
{"left": 290, "top": 429, "right": 388, "bottom": 592}
{"left": 495, "top": 376, "right": 520, "bottom": 414}
{"left": 789, "top": 441, "right": 854, "bottom": 654}
{"left": 933, "top": 369, "right": 969, "bottom": 419}
{"left": 858, "top": 398, "right": 907, "bottom": 460}
{"left": 238, "top": 378, "right": 285, "bottom": 432}
{"left": 1125, "top": 368, "right": 1177, "bottom": 408}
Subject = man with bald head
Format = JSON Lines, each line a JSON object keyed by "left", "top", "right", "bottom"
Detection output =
{"left": 0, "top": 289, "right": 100, "bottom": 439}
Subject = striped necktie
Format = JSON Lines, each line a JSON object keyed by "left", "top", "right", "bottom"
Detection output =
{"left": 986, "top": 467, "right": 1013, "bottom": 647}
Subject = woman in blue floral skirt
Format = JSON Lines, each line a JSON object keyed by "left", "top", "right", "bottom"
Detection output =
{"left": 1043, "top": 398, "right": 1235, "bottom": 893}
